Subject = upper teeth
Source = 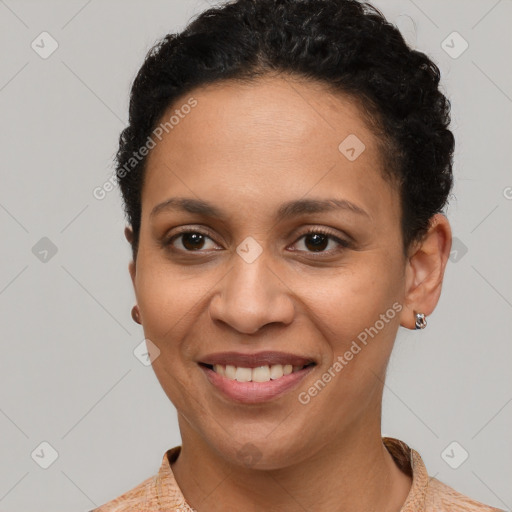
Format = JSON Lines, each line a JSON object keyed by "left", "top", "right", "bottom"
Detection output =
{"left": 213, "top": 364, "right": 305, "bottom": 382}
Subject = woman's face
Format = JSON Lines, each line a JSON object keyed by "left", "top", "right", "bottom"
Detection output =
{"left": 131, "top": 75, "right": 410, "bottom": 468}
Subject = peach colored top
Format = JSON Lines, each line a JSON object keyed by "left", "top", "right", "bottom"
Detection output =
{"left": 91, "top": 437, "right": 503, "bottom": 511}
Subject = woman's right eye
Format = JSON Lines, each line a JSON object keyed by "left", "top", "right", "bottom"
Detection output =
{"left": 166, "top": 231, "right": 220, "bottom": 252}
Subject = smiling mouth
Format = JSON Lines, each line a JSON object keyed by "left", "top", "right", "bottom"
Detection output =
{"left": 199, "top": 362, "right": 316, "bottom": 382}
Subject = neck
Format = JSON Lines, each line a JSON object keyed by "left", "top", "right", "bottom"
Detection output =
{"left": 171, "top": 416, "right": 412, "bottom": 512}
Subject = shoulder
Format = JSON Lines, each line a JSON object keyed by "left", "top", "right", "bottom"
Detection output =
{"left": 425, "top": 477, "right": 505, "bottom": 512}
{"left": 90, "top": 446, "right": 193, "bottom": 512}
{"left": 90, "top": 474, "right": 156, "bottom": 512}
{"left": 382, "top": 437, "right": 503, "bottom": 512}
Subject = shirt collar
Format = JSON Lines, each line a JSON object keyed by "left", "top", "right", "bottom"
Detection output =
{"left": 383, "top": 437, "right": 430, "bottom": 511}
{"left": 157, "top": 437, "right": 428, "bottom": 511}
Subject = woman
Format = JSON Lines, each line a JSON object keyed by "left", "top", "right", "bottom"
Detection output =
{"left": 93, "top": 0, "right": 502, "bottom": 510}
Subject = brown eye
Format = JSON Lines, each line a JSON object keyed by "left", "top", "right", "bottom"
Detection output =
{"left": 181, "top": 233, "right": 207, "bottom": 250}
{"left": 166, "top": 231, "right": 219, "bottom": 252}
{"left": 292, "top": 228, "right": 350, "bottom": 255}
{"left": 303, "top": 233, "right": 329, "bottom": 252}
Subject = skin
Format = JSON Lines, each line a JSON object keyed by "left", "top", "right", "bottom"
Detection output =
{"left": 125, "top": 74, "right": 452, "bottom": 512}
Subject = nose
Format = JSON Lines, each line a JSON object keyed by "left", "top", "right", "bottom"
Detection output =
{"left": 209, "top": 254, "right": 295, "bottom": 334}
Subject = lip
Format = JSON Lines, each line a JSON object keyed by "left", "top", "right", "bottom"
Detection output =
{"left": 199, "top": 363, "right": 316, "bottom": 404}
{"left": 198, "top": 351, "right": 316, "bottom": 368}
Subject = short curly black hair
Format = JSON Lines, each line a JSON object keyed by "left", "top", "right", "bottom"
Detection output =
{"left": 115, "top": 0, "right": 454, "bottom": 261}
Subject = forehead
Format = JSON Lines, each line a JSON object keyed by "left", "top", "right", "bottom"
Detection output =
{"left": 149, "top": 75, "right": 375, "bottom": 160}
{"left": 142, "top": 75, "right": 398, "bottom": 224}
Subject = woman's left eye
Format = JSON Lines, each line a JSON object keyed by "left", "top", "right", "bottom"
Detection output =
{"left": 291, "top": 230, "right": 350, "bottom": 254}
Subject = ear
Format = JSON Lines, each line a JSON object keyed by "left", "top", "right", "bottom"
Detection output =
{"left": 124, "top": 226, "right": 137, "bottom": 289}
{"left": 400, "top": 213, "right": 452, "bottom": 329}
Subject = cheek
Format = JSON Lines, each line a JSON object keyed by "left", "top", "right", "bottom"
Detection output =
{"left": 135, "top": 249, "right": 209, "bottom": 339}
{"left": 134, "top": 261, "right": 207, "bottom": 407}
{"left": 293, "top": 256, "right": 403, "bottom": 407}
{"left": 297, "top": 255, "right": 402, "bottom": 343}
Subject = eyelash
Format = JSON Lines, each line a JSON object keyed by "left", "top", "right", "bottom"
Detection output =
{"left": 163, "top": 226, "right": 351, "bottom": 256}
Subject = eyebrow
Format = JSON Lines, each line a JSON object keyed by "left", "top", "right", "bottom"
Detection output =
{"left": 150, "top": 197, "right": 370, "bottom": 221}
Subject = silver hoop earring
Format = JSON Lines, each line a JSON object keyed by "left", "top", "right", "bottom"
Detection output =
{"left": 414, "top": 312, "right": 427, "bottom": 330}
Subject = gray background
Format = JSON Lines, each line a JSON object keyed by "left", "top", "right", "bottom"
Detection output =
{"left": 0, "top": 0, "right": 511, "bottom": 510}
